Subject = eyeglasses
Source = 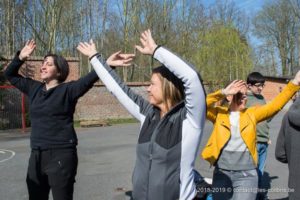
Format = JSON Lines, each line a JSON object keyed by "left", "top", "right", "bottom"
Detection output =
{"left": 252, "top": 83, "right": 265, "bottom": 88}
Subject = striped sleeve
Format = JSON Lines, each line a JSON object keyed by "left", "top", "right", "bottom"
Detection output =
{"left": 90, "top": 55, "right": 152, "bottom": 123}
{"left": 153, "top": 47, "right": 206, "bottom": 128}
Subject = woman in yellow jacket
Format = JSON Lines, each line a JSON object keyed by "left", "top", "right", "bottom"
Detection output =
{"left": 202, "top": 72, "right": 300, "bottom": 200}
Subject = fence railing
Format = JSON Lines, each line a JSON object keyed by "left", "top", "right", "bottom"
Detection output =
{"left": 0, "top": 85, "right": 26, "bottom": 131}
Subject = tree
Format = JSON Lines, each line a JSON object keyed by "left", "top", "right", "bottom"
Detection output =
{"left": 193, "top": 24, "right": 253, "bottom": 90}
{"left": 253, "top": 0, "right": 299, "bottom": 76}
{"left": 208, "top": 0, "right": 250, "bottom": 36}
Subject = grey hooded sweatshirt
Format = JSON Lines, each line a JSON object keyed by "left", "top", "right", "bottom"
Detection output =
{"left": 89, "top": 47, "right": 206, "bottom": 200}
{"left": 275, "top": 97, "right": 300, "bottom": 200}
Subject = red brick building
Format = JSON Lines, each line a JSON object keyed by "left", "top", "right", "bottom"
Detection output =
{"left": 262, "top": 76, "right": 291, "bottom": 101}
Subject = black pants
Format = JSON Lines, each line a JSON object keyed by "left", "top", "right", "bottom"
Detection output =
{"left": 26, "top": 148, "right": 78, "bottom": 200}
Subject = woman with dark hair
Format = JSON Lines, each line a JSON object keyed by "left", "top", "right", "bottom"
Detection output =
{"left": 202, "top": 74, "right": 300, "bottom": 200}
{"left": 77, "top": 29, "right": 207, "bottom": 200}
{"left": 4, "top": 40, "right": 100, "bottom": 200}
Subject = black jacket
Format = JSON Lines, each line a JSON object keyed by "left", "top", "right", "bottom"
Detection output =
{"left": 275, "top": 97, "right": 300, "bottom": 200}
{"left": 4, "top": 54, "right": 99, "bottom": 149}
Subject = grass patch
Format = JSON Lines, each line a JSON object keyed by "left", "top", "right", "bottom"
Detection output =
{"left": 106, "top": 118, "right": 138, "bottom": 125}
{"left": 74, "top": 118, "right": 138, "bottom": 127}
{"left": 74, "top": 121, "right": 81, "bottom": 127}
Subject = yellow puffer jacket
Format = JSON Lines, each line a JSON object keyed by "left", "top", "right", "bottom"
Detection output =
{"left": 202, "top": 82, "right": 300, "bottom": 166}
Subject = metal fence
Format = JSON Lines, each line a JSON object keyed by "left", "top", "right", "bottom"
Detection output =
{"left": 0, "top": 85, "right": 26, "bottom": 130}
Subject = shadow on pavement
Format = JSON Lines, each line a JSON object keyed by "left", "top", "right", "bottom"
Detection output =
{"left": 125, "top": 191, "right": 132, "bottom": 199}
{"left": 260, "top": 172, "right": 289, "bottom": 200}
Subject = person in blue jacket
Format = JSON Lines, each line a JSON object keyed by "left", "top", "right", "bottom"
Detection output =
{"left": 77, "top": 29, "right": 207, "bottom": 200}
{"left": 4, "top": 40, "right": 99, "bottom": 200}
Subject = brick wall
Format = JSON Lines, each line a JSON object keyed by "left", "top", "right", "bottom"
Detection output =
{"left": 261, "top": 77, "right": 295, "bottom": 110}
{"left": 261, "top": 80, "right": 288, "bottom": 102}
{"left": 75, "top": 82, "right": 212, "bottom": 122}
{"left": 75, "top": 83, "right": 149, "bottom": 121}
{"left": 16, "top": 56, "right": 80, "bottom": 82}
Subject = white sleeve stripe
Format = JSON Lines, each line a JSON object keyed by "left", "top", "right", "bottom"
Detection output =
{"left": 153, "top": 47, "right": 206, "bottom": 128}
{"left": 90, "top": 57, "right": 144, "bottom": 121}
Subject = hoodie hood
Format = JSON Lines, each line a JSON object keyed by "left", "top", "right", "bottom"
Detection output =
{"left": 288, "top": 97, "right": 300, "bottom": 127}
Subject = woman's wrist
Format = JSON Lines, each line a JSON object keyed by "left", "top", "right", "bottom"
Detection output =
{"left": 221, "top": 89, "right": 227, "bottom": 96}
{"left": 18, "top": 55, "right": 24, "bottom": 61}
{"left": 17, "top": 51, "right": 26, "bottom": 61}
{"left": 291, "top": 79, "right": 300, "bottom": 86}
{"left": 89, "top": 52, "right": 99, "bottom": 60}
{"left": 152, "top": 45, "right": 160, "bottom": 56}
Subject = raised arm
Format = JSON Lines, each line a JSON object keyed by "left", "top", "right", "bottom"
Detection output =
{"left": 206, "top": 80, "right": 246, "bottom": 122}
{"left": 5, "top": 40, "right": 36, "bottom": 79}
{"left": 4, "top": 40, "right": 40, "bottom": 95}
{"left": 66, "top": 70, "right": 99, "bottom": 100}
{"left": 253, "top": 71, "right": 300, "bottom": 122}
{"left": 206, "top": 90, "right": 223, "bottom": 122}
{"left": 136, "top": 29, "right": 206, "bottom": 128}
{"left": 77, "top": 40, "right": 151, "bottom": 122}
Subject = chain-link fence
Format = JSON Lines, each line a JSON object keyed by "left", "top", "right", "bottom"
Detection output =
{"left": 0, "top": 86, "right": 27, "bottom": 130}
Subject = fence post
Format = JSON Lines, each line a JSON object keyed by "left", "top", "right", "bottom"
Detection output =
{"left": 21, "top": 93, "right": 26, "bottom": 132}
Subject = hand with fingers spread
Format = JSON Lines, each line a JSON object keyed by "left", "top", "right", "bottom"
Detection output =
{"left": 222, "top": 80, "right": 247, "bottom": 96}
{"left": 77, "top": 39, "right": 98, "bottom": 58}
{"left": 135, "top": 29, "right": 158, "bottom": 55}
{"left": 107, "top": 51, "right": 135, "bottom": 67}
{"left": 19, "top": 40, "right": 36, "bottom": 61}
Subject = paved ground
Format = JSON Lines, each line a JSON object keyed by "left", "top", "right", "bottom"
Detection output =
{"left": 0, "top": 110, "right": 292, "bottom": 200}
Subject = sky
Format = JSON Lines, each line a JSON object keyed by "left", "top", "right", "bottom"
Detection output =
{"left": 233, "top": 0, "right": 267, "bottom": 46}
{"left": 204, "top": 0, "right": 266, "bottom": 16}
{"left": 231, "top": 0, "right": 265, "bottom": 15}
{"left": 204, "top": 0, "right": 271, "bottom": 47}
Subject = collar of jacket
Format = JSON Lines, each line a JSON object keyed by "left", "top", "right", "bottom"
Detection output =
{"left": 202, "top": 108, "right": 257, "bottom": 167}
{"left": 153, "top": 100, "right": 185, "bottom": 118}
{"left": 219, "top": 108, "right": 250, "bottom": 133}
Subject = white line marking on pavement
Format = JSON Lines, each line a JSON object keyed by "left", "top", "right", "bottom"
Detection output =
{"left": 0, "top": 149, "right": 15, "bottom": 163}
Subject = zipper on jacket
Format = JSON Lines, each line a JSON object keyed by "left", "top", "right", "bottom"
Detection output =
{"left": 146, "top": 111, "right": 169, "bottom": 199}
{"left": 145, "top": 104, "right": 183, "bottom": 199}
{"left": 146, "top": 138, "right": 154, "bottom": 199}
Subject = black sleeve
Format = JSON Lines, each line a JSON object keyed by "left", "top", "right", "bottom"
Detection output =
{"left": 4, "top": 52, "right": 40, "bottom": 95}
{"left": 67, "top": 70, "right": 99, "bottom": 100}
{"left": 275, "top": 113, "right": 288, "bottom": 163}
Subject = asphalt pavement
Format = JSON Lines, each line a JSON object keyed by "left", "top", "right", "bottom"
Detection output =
{"left": 0, "top": 110, "right": 291, "bottom": 200}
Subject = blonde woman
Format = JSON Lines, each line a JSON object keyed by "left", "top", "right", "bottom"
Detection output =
{"left": 77, "top": 29, "right": 206, "bottom": 200}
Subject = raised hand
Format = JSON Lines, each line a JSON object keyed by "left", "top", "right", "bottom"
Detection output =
{"left": 135, "top": 29, "right": 158, "bottom": 55}
{"left": 292, "top": 70, "right": 300, "bottom": 86}
{"left": 19, "top": 40, "right": 36, "bottom": 61}
{"left": 107, "top": 51, "right": 135, "bottom": 67}
{"left": 77, "top": 39, "right": 98, "bottom": 58}
{"left": 222, "top": 80, "right": 246, "bottom": 96}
